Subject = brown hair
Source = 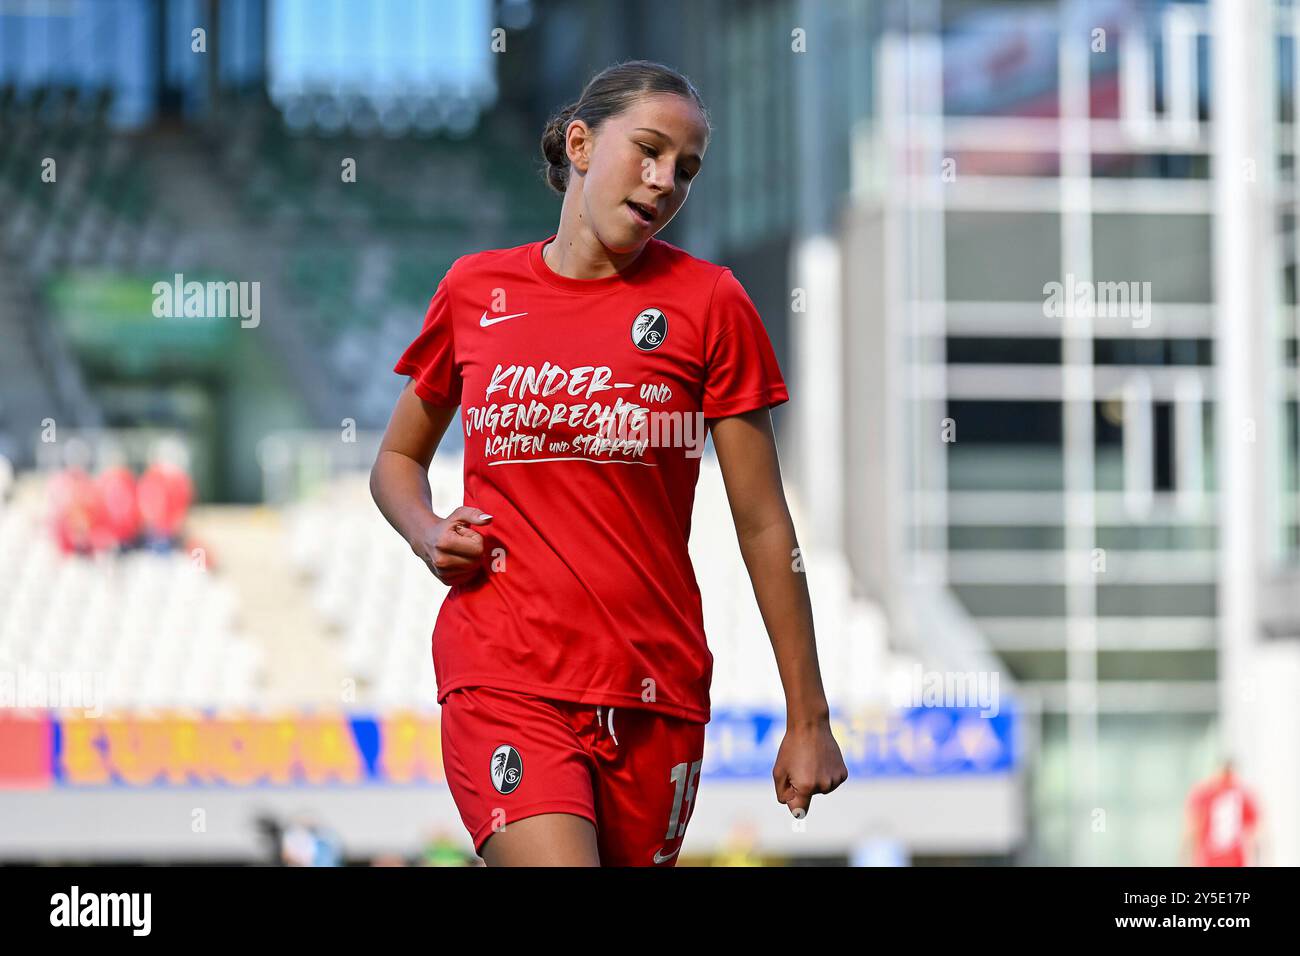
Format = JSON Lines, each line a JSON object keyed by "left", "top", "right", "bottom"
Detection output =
{"left": 539, "top": 59, "right": 711, "bottom": 195}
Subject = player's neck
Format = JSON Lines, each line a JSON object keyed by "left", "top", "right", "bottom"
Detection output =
{"left": 545, "top": 204, "right": 647, "bottom": 279}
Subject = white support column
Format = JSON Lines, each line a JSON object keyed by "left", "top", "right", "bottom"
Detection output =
{"left": 1120, "top": 21, "right": 1155, "bottom": 141}
{"left": 793, "top": 236, "right": 844, "bottom": 551}
{"left": 1210, "top": 0, "right": 1269, "bottom": 823}
{"left": 791, "top": 0, "right": 835, "bottom": 541}
{"left": 908, "top": 30, "right": 949, "bottom": 580}
{"left": 1059, "top": 0, "right": 1099, "bottom": 868}
{"left": 872, "top": 33, "right": 910, "bottom": 611}
{"left": 1163, "top": 5, "right": 1200, "bottom": 143}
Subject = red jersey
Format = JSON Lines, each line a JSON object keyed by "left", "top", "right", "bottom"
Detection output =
{"left": 48, "top": 468, "right": 109, "bottom": 554}
{"left": 97, "top": 465, "right": 141, "bottom": 546}
{"left": 1186, "top": 773, "right": 1258, "bottom": 866}
{"left": 394, "top": 235, "right": 788, "bottom": 723}
{"left": 137, "top": 463, "right": 194, "bottom": 538}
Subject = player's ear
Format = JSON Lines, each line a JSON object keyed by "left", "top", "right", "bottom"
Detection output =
{"left": 567, "top": 120, "right": 593, "bottom": 174}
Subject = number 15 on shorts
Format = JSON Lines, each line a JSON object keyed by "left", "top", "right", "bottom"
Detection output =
{"left": 665, "top": 759, "right": 703, "bottom": 840}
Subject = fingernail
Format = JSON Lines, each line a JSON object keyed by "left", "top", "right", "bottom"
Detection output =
{"left": 480, "top": 513, "right": 493, "bottom": 519}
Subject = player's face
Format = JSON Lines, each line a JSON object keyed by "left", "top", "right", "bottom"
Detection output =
{"left": 581, "top": 93, "right": 708, "bottom": 253}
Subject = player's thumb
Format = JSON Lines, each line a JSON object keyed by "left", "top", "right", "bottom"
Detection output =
{"left": 447, "top": 505, "right": 493, "bottom": 526}
{"left": 776, "top": 777, "right": 810, "bottom": 818}
{"left": 784, "top": 790, "right": 811, "bottom": 819}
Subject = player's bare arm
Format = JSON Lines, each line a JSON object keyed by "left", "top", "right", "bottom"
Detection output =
{"left": 709, "top": 407, "right": 849, "bottom": 818}
{"left": 370, "top": 381, "right": 492, "bottom": 586}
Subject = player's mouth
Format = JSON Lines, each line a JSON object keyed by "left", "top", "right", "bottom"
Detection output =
{"left": 625, "top": 200, "right": 658, "bottom": 226}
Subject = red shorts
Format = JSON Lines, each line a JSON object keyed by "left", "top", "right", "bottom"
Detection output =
{"left": 439, "top": 685, "right": 707, "bottom": 866}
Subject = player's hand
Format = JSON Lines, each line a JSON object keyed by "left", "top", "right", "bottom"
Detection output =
{"left": 772, "top": 717, "right": 848, "bottom": 819}
{"left": 411, "top": 506, "right": 493, "bottom": 586}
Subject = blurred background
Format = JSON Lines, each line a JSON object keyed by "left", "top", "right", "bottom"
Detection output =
{"left": 0, "top": 0, "right": 1294, "bottom": 866}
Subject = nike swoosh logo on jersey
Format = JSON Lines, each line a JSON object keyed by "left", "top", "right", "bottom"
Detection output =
{"left": 480, "top": 310, "right": 529, "bottom": 327}
{"left": 653, "top": 847, "right": 680, "bottom": 864}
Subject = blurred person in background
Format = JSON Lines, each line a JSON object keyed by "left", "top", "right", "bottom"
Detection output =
{"left": 310, "top": 824, "right": 343, "bottom": 867}
{"left": 48, "top": 438, "right": 112, "bottom": 556}
{"left": 96, "top": 449, "right": 141, "bottom": 552}
{"left": 137, "top": 438, "right": 194, "bottom": 553}
{"left": 1181, "top": 757, "right": 1262, "bottom": 866}
{"left": 280, "top": 820, "right": 317, "bottom": 867}
{"left": 254, "top": 812, "right": 285, "bottom": 864}
{"left": 49, "top": 465, "right": 107, "bottom": 556}
{"left": 372, "top": 59, "right": 847, "bottom": 868}
{"left": 279, "top": 815, "right": 343, "bottom": 867}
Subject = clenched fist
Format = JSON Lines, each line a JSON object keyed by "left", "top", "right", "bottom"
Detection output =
{"left": 410, "top": 506, "right": 493, "bottom": 586}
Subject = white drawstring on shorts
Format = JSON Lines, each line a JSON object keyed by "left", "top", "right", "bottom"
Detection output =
{"left": 595, "top": 705, "right": 619, "bottom": 747}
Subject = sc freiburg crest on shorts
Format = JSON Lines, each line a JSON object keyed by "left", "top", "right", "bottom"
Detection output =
{"left": 491, "top": 744, "right": 523, "bottom": 794}
{"left": 631, "top": 308, "right": 667, "bottom": 351}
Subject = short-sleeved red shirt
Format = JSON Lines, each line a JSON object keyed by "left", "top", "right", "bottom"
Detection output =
{"left": 393, "top": 234, "right": 788, "bottom": 723}
{"left": 1186, "top": 773, "right": 1258, "bottom": 866}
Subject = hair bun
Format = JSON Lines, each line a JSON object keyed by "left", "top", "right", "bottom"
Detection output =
{"left": 540, "top": 102, "right": 579, "bottom": 194}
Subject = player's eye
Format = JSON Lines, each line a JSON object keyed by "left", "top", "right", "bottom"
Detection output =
{"left": 678, "top": 166, "right": 696, "bottom": 182}
{"left": 638, "top": 143, "right": 657, "bottom": 157}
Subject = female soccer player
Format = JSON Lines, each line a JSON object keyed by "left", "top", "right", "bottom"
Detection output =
{"left": 371, "top": 60, "right": 847, "bottom": 866}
